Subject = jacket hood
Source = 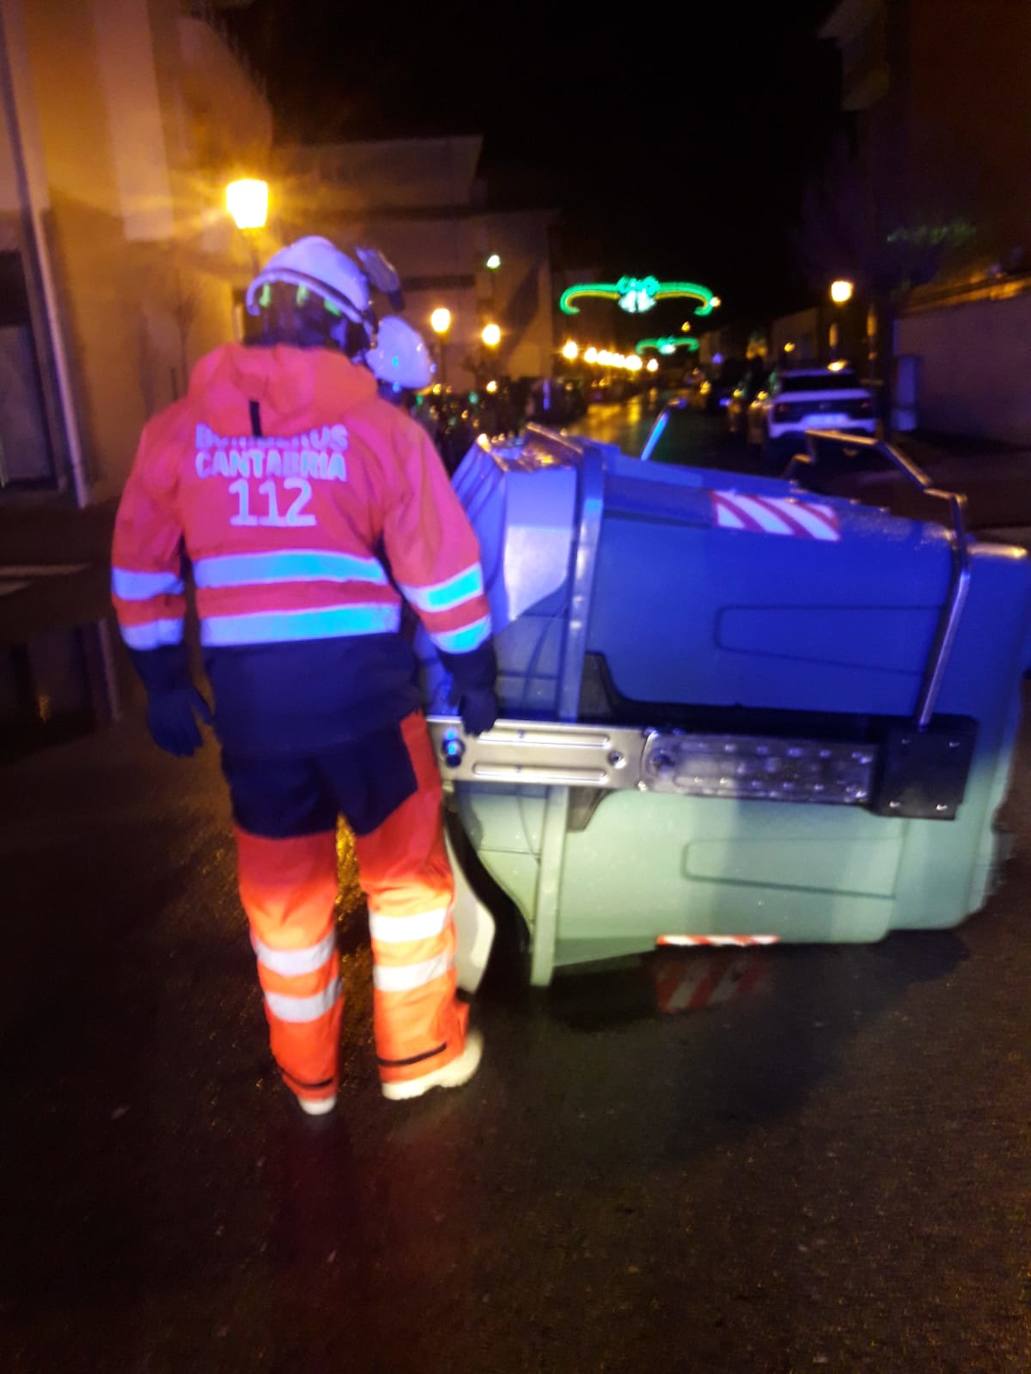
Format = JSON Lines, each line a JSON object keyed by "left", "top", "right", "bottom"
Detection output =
{"left": 187, "top": 343, "right": 377, "bottom": 436}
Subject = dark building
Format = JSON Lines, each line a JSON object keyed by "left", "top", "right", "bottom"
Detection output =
{"left": 822, "top": 0, "right": 1031, "bottom": 441}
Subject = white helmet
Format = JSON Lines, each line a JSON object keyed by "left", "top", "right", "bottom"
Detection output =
{"left": 245, "top": 236, "right": 373, "bottom": 333}
{"left": 365, "top": 315, "right": 436, "bottom": 390}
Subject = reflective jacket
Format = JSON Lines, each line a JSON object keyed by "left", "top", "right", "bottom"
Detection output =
{"left": 112, "top": 343, "right": 493, "bottom": 754}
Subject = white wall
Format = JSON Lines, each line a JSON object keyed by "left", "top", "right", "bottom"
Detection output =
{"left": 897, "top": 288, "right": 1031, "bottom": 443}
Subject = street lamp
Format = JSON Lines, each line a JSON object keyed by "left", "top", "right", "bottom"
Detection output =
{"left": 561, "top": 339, "right": 579, "bottom": 362}
{"left": 430, "top": 307, "right": 452, "bottom": 387}
{"left": 485, "top": 253, "right": 502, "bottom": 271}
{"left": 481, "top": 321, "right": 502, "bottom": 348}
{"left": 646, "top": 358, "right": 659, "bottom": 374}
{"left": 830, "top": 279, "right": 854, "bottom": 305}
{"left": 225, "top": 178, "right": 269, "bottom": 231}
{"left": 709, "top": 296, "right": 722, "bottom": 309}
{"left": 829, "top": 280, "right": 855, "bottom": 362}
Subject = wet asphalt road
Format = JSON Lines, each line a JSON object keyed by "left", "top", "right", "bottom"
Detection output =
{"left": 571, "top": 394, "right": 746, "bottom": 466}
{"left": 3, "top": 407, "right": 1031, "bottom": 1372}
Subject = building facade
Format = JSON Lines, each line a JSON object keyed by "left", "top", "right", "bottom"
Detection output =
{"left": 822, "top": 0, "right": 1031, "bottom": 440}
{"left": 0, "top": 0, "right": 271, "bottom": 502}
{"left": 274, "top": 136, "right": 557, "bottom": 392}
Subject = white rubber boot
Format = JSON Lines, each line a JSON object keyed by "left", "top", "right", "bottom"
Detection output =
{"left": 381, "top": 1030, "right": 483, "bottom": 1102}
{"left": 298, "top": 1094, "right": 337, "bottom": 1117}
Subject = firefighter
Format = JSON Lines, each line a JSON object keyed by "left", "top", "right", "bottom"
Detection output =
{"left": 364, "top": 314, "right": 436, "bottom": 407}
{"left": 111, "top": 237, "right": 497, "bottom": 1115}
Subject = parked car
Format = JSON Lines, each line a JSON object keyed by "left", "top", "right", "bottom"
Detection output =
{"left": 532, "top": 377, "right": 588, "bottom": 424}
{"left": 725, "top": 367, "right": 768, "bottom": 436}
{"left": 703, "top": 358, "right": 750, "bottom": 415}
{"left": 681, "top": 367, "right": 709, "bottom": 411}
{"left": 746, "top": 364, "right": 877, "bottom": 467}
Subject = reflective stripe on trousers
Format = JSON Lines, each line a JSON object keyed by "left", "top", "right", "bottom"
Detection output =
{"left": 235, "top": 827, "right": 342, "bottom": 1100}
{"left": 357, "top": 713, "right": 467, "bottom": 1080}
{"left": 229, "top": 712, "right": 467, "bottom": 1093}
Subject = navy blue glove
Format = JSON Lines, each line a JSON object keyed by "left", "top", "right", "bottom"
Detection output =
{"left": 459, "top": 687, "right": 499, "bottom": 736}
{"left": 146, "top": 686, "right": 213, "bottom": 758}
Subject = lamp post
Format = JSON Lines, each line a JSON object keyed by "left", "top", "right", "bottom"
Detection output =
{"left": 828, "top": 279, "right": 855, "bottom": 363}
{"left": 430, "top": 306, "right": 452, "bottom": 387}
{"left": 225, "top": 177, "right": 269, "bottom": 279}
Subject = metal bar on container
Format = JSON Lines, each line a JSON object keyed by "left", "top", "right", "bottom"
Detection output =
{"left": 557, "top": 446, "right": 606, "bottom": 721}
{"left": 803, "top": 432, "right": 971, "bottom": 729}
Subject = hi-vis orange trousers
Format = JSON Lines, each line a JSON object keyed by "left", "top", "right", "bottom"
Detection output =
{"left": 223, "top": 712, "right": 468, "bottom": 1106}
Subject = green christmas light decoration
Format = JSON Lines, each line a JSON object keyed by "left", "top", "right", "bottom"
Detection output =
{"left": 636, "top": 335, "right": 701, "bottom": 355}
{"left": 559, "top": 276, "right": 718, "bottom": 317}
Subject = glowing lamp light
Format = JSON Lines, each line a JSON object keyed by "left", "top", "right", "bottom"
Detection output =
{"left": 481, "top": 322, "right": 502, "bottom": 348}
{"left": 646, "top": 358, "right": 659, "bottom": 373}
{"left": 828, "top": 359, "right": 848, "bottom": 371}
{"left": 710, "top": 296, "right": 722, "bottom": 309}
{"left": 783, "top": 340, "right": 796, "bottom": 353}
{"left": 485, "top": 379, "right": 499, "bottom": 394}
{"left": 830, "top": 279, "right": 855, "bottom": 305}
{"left": 485, "top": 253, "right": 502, "bottom": 270}
{"left": 430, "top": 307, "right": 453, "bottom": 336}
{"left": 626, "top": 355, "right": 643, "bottom": 373}
{"left": 584, "top": 346, "right": 599, "bottom": 364}
{"left": 225, "top": 178, "right": 269, "bottom": 231}
{"left": 561, "top": 339, "right": 580, "bottom": 362}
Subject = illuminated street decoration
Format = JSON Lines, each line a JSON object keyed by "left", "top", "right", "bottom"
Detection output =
{"left": 572, "top": 346, "right": 644, "bottom": 372}
{"left": 560, "top": 276, "right": 718, "bottom": 317}
{"left": 636, "top": 335, "right": 701, "bottom": 355}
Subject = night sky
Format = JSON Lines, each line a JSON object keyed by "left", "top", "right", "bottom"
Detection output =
{"left": 227, "top": 1, "right": 842, "bottom": 323}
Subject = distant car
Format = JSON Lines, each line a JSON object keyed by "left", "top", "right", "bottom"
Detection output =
{"left": 681, "top": 368, "right": 713, "bottom": 412}
{"left": 746, "top": 365, "right": 877, "bottom": 467}
{"left": 588, "top": 375, "right": 631, "bottom": 405}
{"left": 706, "top": 358, "right": 750, "bottom": 415}
{"left": 725, "top": 369, "right": 767, "bottom": 436}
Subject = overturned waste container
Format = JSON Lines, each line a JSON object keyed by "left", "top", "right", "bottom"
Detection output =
{"left": 419, "top": 426, "right": 1031, "bottom": 986}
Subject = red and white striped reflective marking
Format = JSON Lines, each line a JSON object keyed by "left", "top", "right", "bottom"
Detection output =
{"left": 711, "top": 491, "right": 841, "bottom": 541}
{"left": 651, "top": 950, "right": 770, "bottom": 1015}
{"left": 657, "top": 934, "right": 780, "bottom": 948}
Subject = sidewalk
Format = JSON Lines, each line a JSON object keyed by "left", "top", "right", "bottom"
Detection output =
{"left": 894, "top": 433, "right": 1031, "bottom": 535}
